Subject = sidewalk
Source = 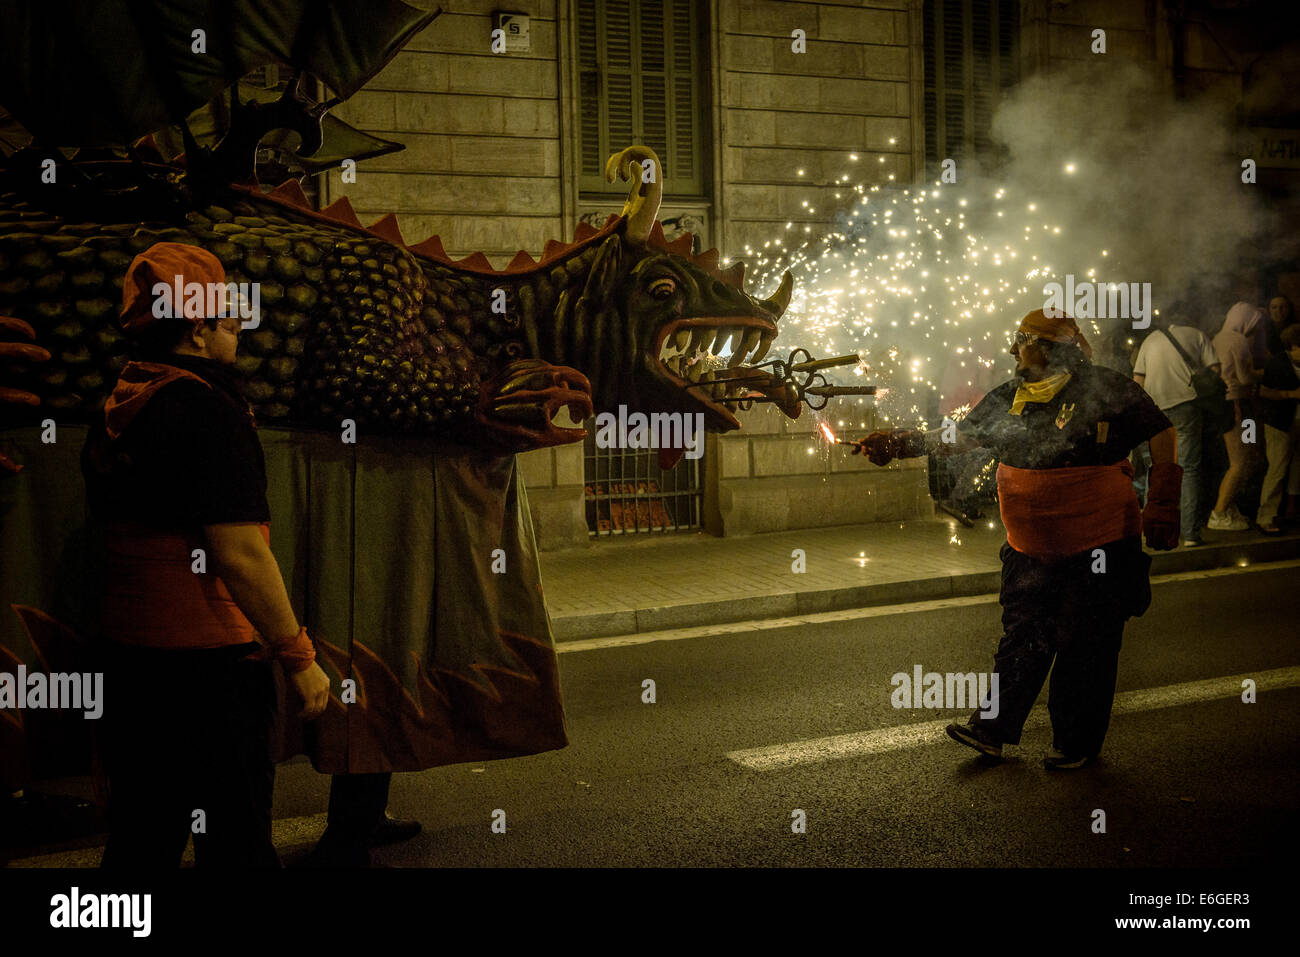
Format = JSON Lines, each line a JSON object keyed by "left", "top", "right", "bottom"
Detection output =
{"left": 540, "top": 519, "right": 1300, "bottom": 640}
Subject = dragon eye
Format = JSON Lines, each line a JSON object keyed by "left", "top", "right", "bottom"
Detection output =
{"left": 648, "top": 277, "right": 677, "bottom": 300}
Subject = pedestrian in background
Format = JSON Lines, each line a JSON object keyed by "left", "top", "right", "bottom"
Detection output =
{"left": 1257, "top": 323, "right": 1300, "bottom": 533}
{"left": 1133, "top": 308, "right": 1221, "bottom": 545}
{"left": 1266, "top": 294, "right": 1296, "bottom": 359}
{"left": 1209, "top": 303, "right": 1265, "bottom": 531}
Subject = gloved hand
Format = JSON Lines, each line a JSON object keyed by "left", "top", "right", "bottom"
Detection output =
{"left": 851, "top": 430, "right": 897, "bottom": 466}
{"left": 1142, "top": 461, "right": 1183, "bottom": 551}
{"left": 851, "top": 429, "right": 927, "bottom": 467}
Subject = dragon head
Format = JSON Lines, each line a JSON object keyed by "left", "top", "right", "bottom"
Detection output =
{"left": 552, "top": 147, "right": 798, "bottom": 432}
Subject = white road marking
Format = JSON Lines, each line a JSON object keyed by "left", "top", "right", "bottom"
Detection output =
{"left": 725, "top": 665, "right": 1300, "bottom": 771}
{"left": 13, "top": 561, "right": 1295, "bottom": 865}
{"left": 557, "top": 559, "right": 1300, "bottom": 654}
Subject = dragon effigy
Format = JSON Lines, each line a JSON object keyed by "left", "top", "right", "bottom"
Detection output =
{"left": 0, "top": 0, "right": 801, "bottom": 781}
{"left": 0, "top": 155, "right": 796, "bottom": 456}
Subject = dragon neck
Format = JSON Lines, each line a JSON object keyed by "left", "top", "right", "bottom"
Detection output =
{"left": 422, "top": 239, "right": 615, "bottom": 402}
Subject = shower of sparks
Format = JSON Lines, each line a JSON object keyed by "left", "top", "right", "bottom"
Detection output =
{"left": 743, "top": 162, "right": 1119, "bottom": 428}
{"left": 819, "top": 422, "right": 837, "bottom": 443}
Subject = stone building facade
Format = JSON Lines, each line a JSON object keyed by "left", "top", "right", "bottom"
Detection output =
{"left": 319, "top": 0, "right": 1299, "bottom": 548}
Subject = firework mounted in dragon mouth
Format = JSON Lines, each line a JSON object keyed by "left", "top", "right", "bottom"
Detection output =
{"left": 0, "top": 144, "right": 798, "bottom": 462}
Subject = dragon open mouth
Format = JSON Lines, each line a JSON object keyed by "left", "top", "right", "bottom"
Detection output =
{"left": 652, "top": 316, "right": 785, "bottom": 428}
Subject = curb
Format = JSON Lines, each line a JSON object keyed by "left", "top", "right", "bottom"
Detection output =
{"left": 549, "top": 533, "right": 1300, "bottom": 641}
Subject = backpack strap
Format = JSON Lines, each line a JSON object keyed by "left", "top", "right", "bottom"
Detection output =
{"left": 1157, "top": 326, "right": 1204, "bottom": 373}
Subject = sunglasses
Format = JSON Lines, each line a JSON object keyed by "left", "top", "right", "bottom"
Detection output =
{"left": 1012, "top": 331, "right": 1040, "bottom": 347}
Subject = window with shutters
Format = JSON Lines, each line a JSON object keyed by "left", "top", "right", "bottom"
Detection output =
{"left": 923, "top": 0, "right": 1019, "bottom": 177}
{"left": 576, "top": 0, "right": 711, "bottom": 198}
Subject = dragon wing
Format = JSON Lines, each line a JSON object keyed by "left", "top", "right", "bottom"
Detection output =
{"left": 0, "top": 0, "right": 439, "bottom": 148}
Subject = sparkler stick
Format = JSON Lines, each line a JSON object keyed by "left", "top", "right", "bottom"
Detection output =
{"left": 818, "top": 422, "right": 856, "bottom": 445}
{"left": 710, "top": 347, "right": 876, "bottom": 411}
{"left": 805, "top": 385, "right": 878, "bottom": 397}
{"left": 787, "top": 353, "right": 862, "bottom": 374}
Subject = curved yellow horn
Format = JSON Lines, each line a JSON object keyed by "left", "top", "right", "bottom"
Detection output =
{"left": 604, "top": 145, "right": 663, "bottom": 244}
{"left": 762, "top": 271, "right": 794, "bottom": 318}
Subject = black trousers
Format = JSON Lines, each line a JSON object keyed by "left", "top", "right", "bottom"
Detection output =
{"left": 98, "top": 642, "right": 279, "bottom": 868}
{"left": 325, "top": 772, "right": 391, "bottom": 842}
{"left": 970, "top": 538, "right": 1151, "bottom": 757}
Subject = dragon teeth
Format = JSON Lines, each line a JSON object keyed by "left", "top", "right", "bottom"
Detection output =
{"left": 691, "top": 328, "right": 715, "bottom": 355}
{"left": 727, "top": 334, "right": 747, "bottom": 367}
{"left": 674, "top": 328, "right": 691, "bottom": 352}
{"left": 751, "top": 332, "right": 774, "bottom": 363}
{"left": 740, "top": 328, "right": 761, "bottom": 359}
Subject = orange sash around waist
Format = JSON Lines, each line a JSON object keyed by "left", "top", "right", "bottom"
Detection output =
{"left": 996, "top": 462, "right": 1141, "bottom": 561}
{"left": 100, "top": 521, "right": 270, "bottom": 649}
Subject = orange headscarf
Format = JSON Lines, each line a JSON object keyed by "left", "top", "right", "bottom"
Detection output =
{"left": 119, "top": 242, "right": 228, "bottom": 333}
{"left": 1019, "top": 308, "right": 1093, "bottom": 359}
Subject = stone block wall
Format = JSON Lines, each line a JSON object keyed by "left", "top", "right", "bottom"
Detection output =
{"left": 325, "top": 0, "right": 565, "bottom": 268}
{"left": 716, "top": 0, "right": 922, "bottom": 258}
{"left": 705, "top": 402, "right": 933, "bottom": 537}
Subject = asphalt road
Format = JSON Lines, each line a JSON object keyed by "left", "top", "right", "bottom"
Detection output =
{"left": 264, "top": 559, "right": 1300, "bottom": 868}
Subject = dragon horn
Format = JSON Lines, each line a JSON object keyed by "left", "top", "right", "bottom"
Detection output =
{"left": 604, "top": 145, "right": 663, "bottom": 245}
{"left": 761, "top": 271, "right": 794, "bottom": 318}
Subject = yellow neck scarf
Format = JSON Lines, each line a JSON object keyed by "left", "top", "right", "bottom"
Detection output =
{"left": 1010, "top": 372, "right": 1071, "bottom": 415}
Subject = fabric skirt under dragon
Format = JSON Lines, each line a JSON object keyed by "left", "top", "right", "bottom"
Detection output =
{"left": 0, "top": 425, "right": 569, "bottom": 780}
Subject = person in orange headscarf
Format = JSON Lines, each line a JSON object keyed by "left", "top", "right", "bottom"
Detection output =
{"left": 80, "top": 242, "right": 329, "bottom": 866}
{"left": 853, "top": 309, "right": 1181, "bottom": 768}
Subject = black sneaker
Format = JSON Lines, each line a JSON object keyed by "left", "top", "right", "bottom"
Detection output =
{"left": 945, "top": 722, "right": 1003, "bottom": 758}
{"left": 1043, "top": 749, "right": 1095, "bottom": 770}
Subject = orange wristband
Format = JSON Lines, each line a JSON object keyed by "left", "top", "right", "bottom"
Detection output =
{"left": 272, "top": 626, "right": 316, "bottom": 674}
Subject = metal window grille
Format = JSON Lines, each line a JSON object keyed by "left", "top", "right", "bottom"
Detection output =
{"left": 923, "top": 0, "right": 1020, "bottom": 177}
{"left": 576, "top": 0, "right": 710, "bottom": 198}
{"left": 583, "top": 424, "right": 703, "bottom": 536}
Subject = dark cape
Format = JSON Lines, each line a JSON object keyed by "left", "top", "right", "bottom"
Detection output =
{"left": 1, "top": 419, "right": 568, "bottom": 783}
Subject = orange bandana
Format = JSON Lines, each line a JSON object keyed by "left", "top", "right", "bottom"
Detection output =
{"left": 120, "top": 242, "right": 229, "bottom": 333}
{"left": 1019, "top": 308, "right": 1093, "bottom": 359}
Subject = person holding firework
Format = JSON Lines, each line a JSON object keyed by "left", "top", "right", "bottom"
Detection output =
{"left": 853, "top": 308, "right": 1181, "bottom": 768}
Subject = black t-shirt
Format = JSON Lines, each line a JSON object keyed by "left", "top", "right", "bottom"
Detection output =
{"left": 81, "top": 354, "right": 271, "bottom": 529}
{"left": 1260, "top": 352, "right": 1300, "bottom": 432}
{"left": 958, "top": 363, "right": 1171, "bottom": 469}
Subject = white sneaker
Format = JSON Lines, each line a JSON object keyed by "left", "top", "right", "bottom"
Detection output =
{"left": 1207, "top": 510, "right": 1248, "bottom": 531}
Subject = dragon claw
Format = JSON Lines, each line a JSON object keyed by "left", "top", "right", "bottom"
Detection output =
{"left": 476, "top": 359, "right": 594, "bottom": 452}
{"left": 1, "top": 317, "right": 51, "bottom": 476}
